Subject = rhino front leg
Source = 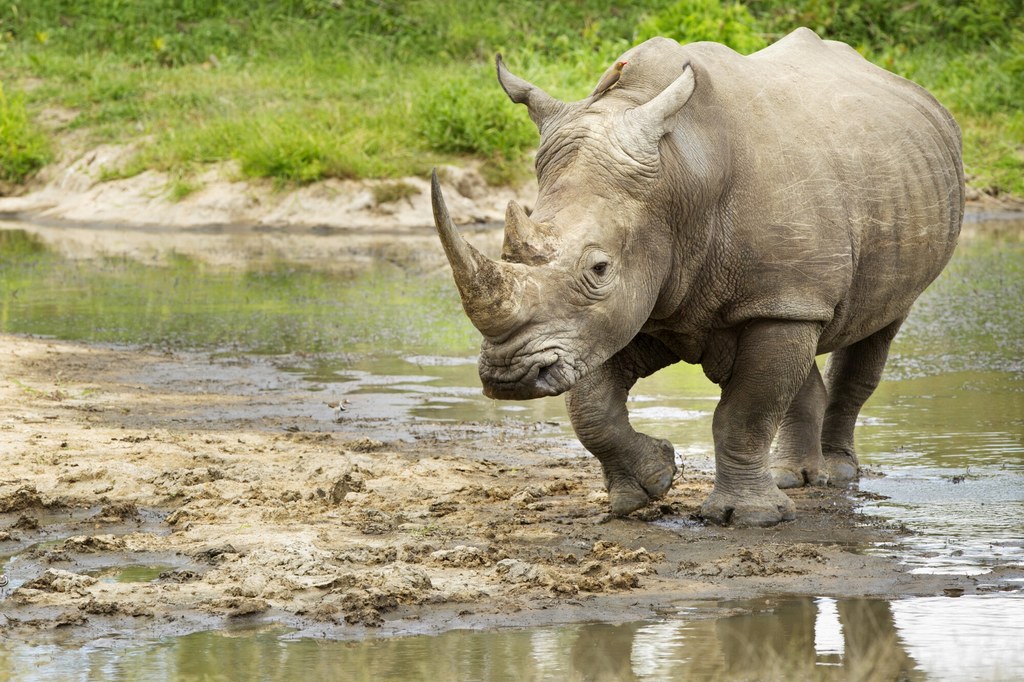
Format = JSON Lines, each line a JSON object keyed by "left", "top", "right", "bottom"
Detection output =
{"left": 820, "top": 318, "right": 905, "bottom": 484}
{"left": 701, "top": 321, "right": 820, "bottom": 527}
{"left": 565, "top": 335, "right": 679, "bottom": 517}
{"left": 770, "top": 362, "right": 828, "bottom": 488}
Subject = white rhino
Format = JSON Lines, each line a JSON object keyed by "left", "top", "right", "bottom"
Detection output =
{"left": 430, "top": 28, "right": 964, "bottom": 526}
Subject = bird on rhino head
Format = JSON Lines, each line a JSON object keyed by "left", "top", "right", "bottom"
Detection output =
{"left": 588, "top": 59, "right": 627, "bottom": 104}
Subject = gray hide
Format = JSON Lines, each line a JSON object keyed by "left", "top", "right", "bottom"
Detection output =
{"left": 431, "top": 28, "right": 964, "bottom": 526}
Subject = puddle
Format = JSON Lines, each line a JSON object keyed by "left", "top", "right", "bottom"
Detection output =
{"left": 858, "top": 468, "right": 1024, "bottom": 575}
{"left": 2, "top": 595, "right": 1021, "bottom": 680}
{"left": 1, "top": 507, "right": 175, "bottom": 594}
{"left": 87, "top": 565, "right": 176, "bottom": 584}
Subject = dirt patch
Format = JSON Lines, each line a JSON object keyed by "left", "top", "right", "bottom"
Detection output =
{"left": 0, "top": 334, "right": 1002, "bottom": 644}
{"left": 0, "top": 150, "right": 534, "bottom": 267}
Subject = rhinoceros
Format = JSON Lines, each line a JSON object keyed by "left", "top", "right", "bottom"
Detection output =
{"left": 430, "top": 28, "right": 964, "bottom": 526}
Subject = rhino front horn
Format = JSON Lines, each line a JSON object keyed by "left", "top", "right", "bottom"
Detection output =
{"left": 431, "top": 169, "right": 526, "bottom": 337}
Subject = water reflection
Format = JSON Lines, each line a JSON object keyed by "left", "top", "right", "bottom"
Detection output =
{"left": 0, "top": 229, "right": 480, "bottom": 356}
{"left": 4, "top": 596, "right": 1021, "bottom": 680}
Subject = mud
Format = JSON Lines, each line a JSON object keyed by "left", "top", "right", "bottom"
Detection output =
{"left": 1, "top": 334, "right": 1004, "bottom": 645}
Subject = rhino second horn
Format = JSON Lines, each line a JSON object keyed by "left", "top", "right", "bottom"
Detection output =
{"left": 502, "top": 200, "right": 556, "bottom": 265}
{"left": 431, "top": 169, "right": 526, "bottom": 337}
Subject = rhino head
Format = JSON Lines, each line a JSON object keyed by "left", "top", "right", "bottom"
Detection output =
{"left": 432, "top": 52, "right": 698, "bottom": 400}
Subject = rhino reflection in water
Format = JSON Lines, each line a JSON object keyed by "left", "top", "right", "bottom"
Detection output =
{"left": 431, "top": 28, "right": 963, "bottom": 526}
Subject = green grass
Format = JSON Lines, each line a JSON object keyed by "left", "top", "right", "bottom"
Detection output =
{"left": 875, "top": 40, "right": 1024, "bottom": 195}
{"left": 0, "top": 1, "right": 1021, "bottom": 195}
{"left": 0, "top": 82, "right": 51, "bottom": 183}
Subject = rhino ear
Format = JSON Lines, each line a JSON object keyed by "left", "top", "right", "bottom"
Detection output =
{"left": 630, "top": 63, "right": 696, "bottom": 143}
{"left": 496, "top": 54, "right": 568, "bottom": 131}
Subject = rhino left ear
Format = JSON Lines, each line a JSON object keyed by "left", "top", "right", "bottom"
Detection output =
{"left": 630, "top": 63, "right": 696, "bottom": 143}
{"left": 496, "top": 54, "right": 569, "bottom": 132}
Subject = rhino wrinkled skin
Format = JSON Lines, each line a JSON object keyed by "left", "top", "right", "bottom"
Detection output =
{"left": 431, "top": 28, "right": 964, "bottom": 527}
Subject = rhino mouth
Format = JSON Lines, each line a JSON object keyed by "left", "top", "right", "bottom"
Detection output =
{"left": 478, "top": 345, "right": 580, "bottom": 400}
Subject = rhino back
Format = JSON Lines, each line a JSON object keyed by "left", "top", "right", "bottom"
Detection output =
{"left": 663, "top": 28, "right": 963, "bottom": 350}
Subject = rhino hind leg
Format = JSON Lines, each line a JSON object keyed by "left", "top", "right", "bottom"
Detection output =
{"left": 820, "top": 318, "right": 905, "bottom": 484}
{"left": 565, "top": 339, "right": 679, "bottom": 516}
{"left": 770, "top": 363, "right": 829, "bottom": 488}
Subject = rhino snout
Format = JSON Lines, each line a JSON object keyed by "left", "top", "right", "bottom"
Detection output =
{"left": 479, "top": 348, "right": 577, "bottom": 400}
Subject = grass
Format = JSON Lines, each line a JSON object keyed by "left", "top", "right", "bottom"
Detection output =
{"left": 0, "top": 82, "right": 51, "bottom": 183}
{"left": 0, "top": 1, "right": 1020, "bottom": 196}
{"left": 372, "top": 181, "right": 420, "bottom": 206}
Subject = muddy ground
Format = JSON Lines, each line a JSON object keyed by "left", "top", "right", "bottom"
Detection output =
{"left": 0, "top": 331, "right": 1004, "bottom": 644}
{"left": 1, "top": 166, "right": 1021, "bottom": 644}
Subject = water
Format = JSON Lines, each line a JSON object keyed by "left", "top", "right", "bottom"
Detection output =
{"left": 0, "top": 229, "right": 478, "bottom": 356}
{"left": 2, "top": 223, "right": 1022, "bottom": 679}
{"left": 3, "top": 596, "right": 1021, "bottom": 680}
{"left": 88, "top": 565, "right": 175, "bottom": 584}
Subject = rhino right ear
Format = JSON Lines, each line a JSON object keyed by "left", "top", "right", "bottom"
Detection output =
{"left": 496, "top": 54, "right": 568, "bottom": 132}
{"left": 630, "top": 63, "right": 696, "bottom": 145}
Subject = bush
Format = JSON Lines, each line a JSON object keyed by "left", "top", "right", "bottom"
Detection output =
{"left": 416, "top": 69, "right": 537, "bottom": 158}
{"left": 0, "top": 83, "right": 51, "bottom": 183}
{"left": 637, "top": 0, "right": 768, "bottom": 53}
{"left": 750, "top": 0, "right": 1023, "bottom": 50}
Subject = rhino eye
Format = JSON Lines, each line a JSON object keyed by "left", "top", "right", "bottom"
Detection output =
{"left": 591, "top": 262, "right": 609, "bottom": 276}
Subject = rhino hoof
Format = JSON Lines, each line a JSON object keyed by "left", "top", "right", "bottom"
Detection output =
{"left": 608, "top": 480, "right": 651, "bottom": 517}
{"left": 700, "top": 487, "right": 796, "bottom": 527}
{"left": 824, "top": 454, "right": 859, "bottom": 486}
{"left": 771, "top": 466, "right": 829, "bottom": 489}
{"left": 636, "top": 437, "right": 677, "bottom": 499}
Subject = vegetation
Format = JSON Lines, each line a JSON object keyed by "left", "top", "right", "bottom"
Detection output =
{"left": 0, "top": 82, "right": 51, "bottom": 183}
{"left": 0, "top": 1, "right": 1020, "bottom": 195}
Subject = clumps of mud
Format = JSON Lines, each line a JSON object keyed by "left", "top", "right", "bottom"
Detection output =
{"left": 528, "top": 541, "right": 665, "bottom": 595}
{"left": 93, "top": 502, "right": 140, "bottom": 523}
{"left": 327, "top": 470, "right": 367, "bottom": 505}
{"left": 203, "top": 597, "right": 270, "bottom": 618}
{"left": 0, "top": 486, "right": 53, "bottom": 514}
{"left": 82, "top": 597, "right": 154, "bottom": 617}
{"left": 304, "top": 565, "right": 435, "bottom": 627}
{"left": 677, "top": 543, "right": 829, "bottom": 578}
{"left": 19, "top": 569, "right": 97, "bottom": 596}
{"left": 61, "top": 535, "right": 128, "bottom": 553}
{"left": 11, "top": 515, "right": 39, "bottom": 531}
{"left": 10, "top": 567, "right": 160, "bottom": 621}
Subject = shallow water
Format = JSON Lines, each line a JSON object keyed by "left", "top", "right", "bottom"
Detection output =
{"left": 0, "top": 229, "right": 478, "bottom": 356}
{"left": 4, "top": 596, "right": 1022, "bottom": 681}
{"left": 1, "top": 224, "right": 1022, "bottom": 679}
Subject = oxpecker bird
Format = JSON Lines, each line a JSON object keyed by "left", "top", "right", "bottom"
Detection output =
{"left": 588, "top": 60, "right": 627, "bottom": 104}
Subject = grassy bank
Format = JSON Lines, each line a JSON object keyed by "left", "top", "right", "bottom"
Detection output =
{"left": 0, "top": 1, "right": 1021, "bottom": 196}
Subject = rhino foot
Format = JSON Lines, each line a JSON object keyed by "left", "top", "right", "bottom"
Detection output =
{"left": 823, "top": 449, "right": 859, "bottom": 486}
{"left": 770, "top": 465, "right": 829, "bottom": 489}
{"left": 700, "top": 486, "right": 796, "bottom": 527}
{"left": 605, "top": 437, "right": 678, "bottom": 517}
{"left": 634, "top": 437, "right": 677, "bottom": 499}
{"left": 607, "top": 478, "right": 654, "bottom": 517}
